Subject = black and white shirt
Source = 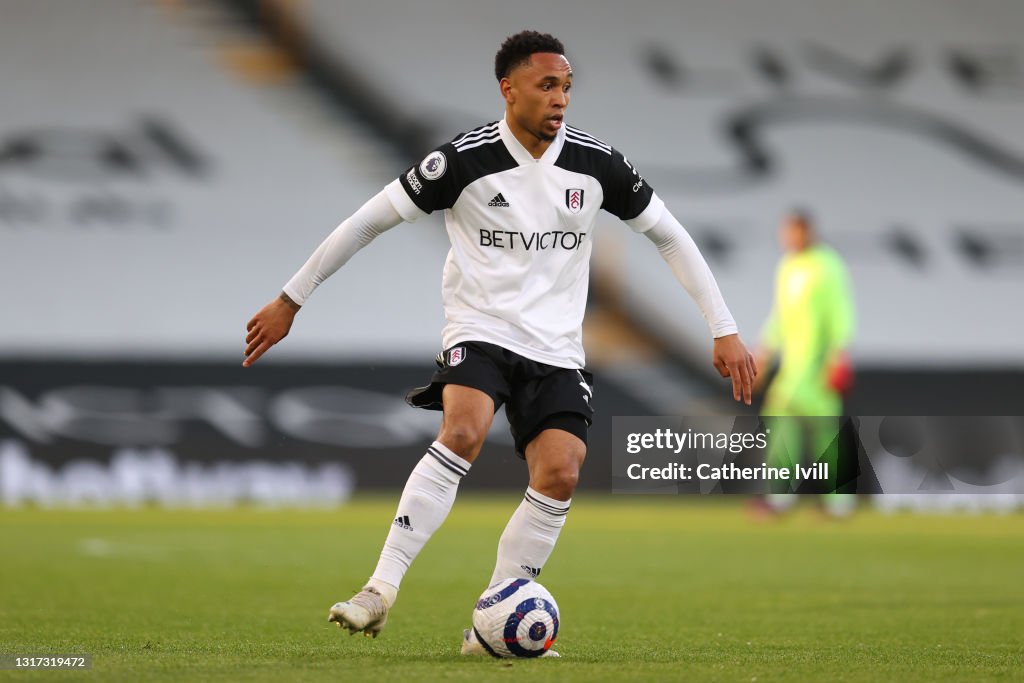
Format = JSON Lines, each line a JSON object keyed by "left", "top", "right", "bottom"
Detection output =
{"left": 385, "top": 115, "right": 665, "bottom": 369}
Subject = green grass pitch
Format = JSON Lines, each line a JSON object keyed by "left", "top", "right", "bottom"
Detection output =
{"left": 2, "top": 496, "right": 1022, "bottom": 682}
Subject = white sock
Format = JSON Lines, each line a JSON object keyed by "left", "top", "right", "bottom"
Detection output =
{"left": 489, "top": 487, "right": 570, "bottom": 585}
{"left": 370, "top": 441, "right": 470, "bottom": 601}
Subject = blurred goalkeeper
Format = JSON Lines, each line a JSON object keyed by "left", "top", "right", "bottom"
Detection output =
{"left": 755, "top": 209, "right": 855, "bottom": 516}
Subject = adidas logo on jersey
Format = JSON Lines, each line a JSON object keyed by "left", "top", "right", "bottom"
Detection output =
{"left": 521, "top": 565, "right": 541, "bottom": 578}
{"left": 488, "top": 192, "right": 510, "bottom": 207}
{"left": 392, "top": 515, "right": 414, "bottom": 531}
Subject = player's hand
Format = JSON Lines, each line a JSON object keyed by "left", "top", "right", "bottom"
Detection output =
{"left": 826, "top": 350, "right": 854, "bottom": 394}
{"left": 712, "top": 334, "right": 758, "bottom": 405}
{"left": 243, "top": 293, "right": 300, "bottom": 367}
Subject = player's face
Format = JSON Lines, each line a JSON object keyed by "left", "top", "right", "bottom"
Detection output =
{"left": 502, "top": 53, "right": 572, "bottom": 142}
{"left": 780, "top": 218, "right": 812, "bottom": 253}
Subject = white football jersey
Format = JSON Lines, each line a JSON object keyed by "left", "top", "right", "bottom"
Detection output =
{"left": 385, "top": 116, "right": 665, "bottom": 369}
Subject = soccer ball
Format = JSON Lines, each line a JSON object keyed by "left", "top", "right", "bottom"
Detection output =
{"left": 471, "top": 578, "right": 559, "bottom": 658}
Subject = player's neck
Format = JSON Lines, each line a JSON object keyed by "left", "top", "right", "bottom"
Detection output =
{"left": 506, "top": 113, "right": 552, "bottom": 159}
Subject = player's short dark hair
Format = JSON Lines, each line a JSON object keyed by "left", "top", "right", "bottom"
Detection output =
{"left": 787, "top": 207, "right": 815, "bottom": 230}
{"left": 494, "top": 31, "right": 565, "bottom": 81}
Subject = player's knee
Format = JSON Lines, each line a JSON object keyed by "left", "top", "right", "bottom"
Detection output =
{"left": 553, "top": 466, "right": 579, "bottom": 498}
{"left": 535, "top": 458, "right": 582, "bottom": 500}
{"left": 438, "top": 422, "right": 488, "bottom": 459}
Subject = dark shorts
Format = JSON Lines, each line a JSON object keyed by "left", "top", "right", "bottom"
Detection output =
{"left": 405, "top": 341, "right": 594, "bottom": 458}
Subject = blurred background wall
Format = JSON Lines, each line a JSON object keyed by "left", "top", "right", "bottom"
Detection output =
{"left": 2, "top": 0, "right": 1022, "bottom": 505}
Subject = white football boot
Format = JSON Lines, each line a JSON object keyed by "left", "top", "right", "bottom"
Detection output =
{"left": 461, "top": 628, "right": 560, "bottom": 658}
{"left": 328, "top": 586, "right": 390, "bottom": 638}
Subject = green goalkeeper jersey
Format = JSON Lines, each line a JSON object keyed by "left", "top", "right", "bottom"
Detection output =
{"left": 762, "top": 244, "right": 854, "bottom": 415}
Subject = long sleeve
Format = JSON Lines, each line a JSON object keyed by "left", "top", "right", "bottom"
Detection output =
{"left": 641, "top": 210, "right": 739, "bottom": 338}
{"left": 823, "top": 251, "right": 855, "bottom": 352}
{"left": 282, "top": 185, "right": 404, "bottom": 305}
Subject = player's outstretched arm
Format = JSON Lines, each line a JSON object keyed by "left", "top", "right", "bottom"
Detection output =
{"left": 641, "top": 210, "right": 757, "bottom": 404}
{"left": 242, "top": 188, "right": 404, "bottom": 367}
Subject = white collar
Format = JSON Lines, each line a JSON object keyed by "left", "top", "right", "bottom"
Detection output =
{"left": 499, "top": 113, "right": 566, "bottom": 166}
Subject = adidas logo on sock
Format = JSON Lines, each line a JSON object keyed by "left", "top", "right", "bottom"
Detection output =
{"left": 488, "top": 192, "right": 510, "bottom": 207}
{"left": 392, "top": 515, "right": 413, "bottom": 531}
{"left": 521, "top": 565, "right": 541, "bottom": 578}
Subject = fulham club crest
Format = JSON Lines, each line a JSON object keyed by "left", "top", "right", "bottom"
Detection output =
{"left": 448, "top": 347, "right": 466, "bottom": 366}
{"left": 565, "top": 188, "right": 584, "bottom": 214}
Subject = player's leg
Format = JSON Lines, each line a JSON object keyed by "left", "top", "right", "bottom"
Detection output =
{"left": 463, "top": 425, "right": 583, "bottom": 657}
{"left": 486, "top": 426, "right": 585, "bottom": 585}
{"left": 804, "top": 390, "right": 855, "bottom": 517}
{"left": 463, "top": 365, "right": 589, "bottom": 656}
{"left": 329, "top": 381, "right": 499, "bottom": 636}
{"left": 487, "top": 366, "right": 593, "bottom": 585}
{"left": 755, "top": 378, "right": 800, "bottom": 516}
{"left": 371, "top": 384, "right": 495, "bottom": 585}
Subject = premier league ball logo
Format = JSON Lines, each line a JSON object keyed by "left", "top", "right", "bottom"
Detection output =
{"left": 419, "top": 151, "right": 447, "bottom": 180}
{"left": 565, "top": 188, "right": 584, "bottom": 214}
